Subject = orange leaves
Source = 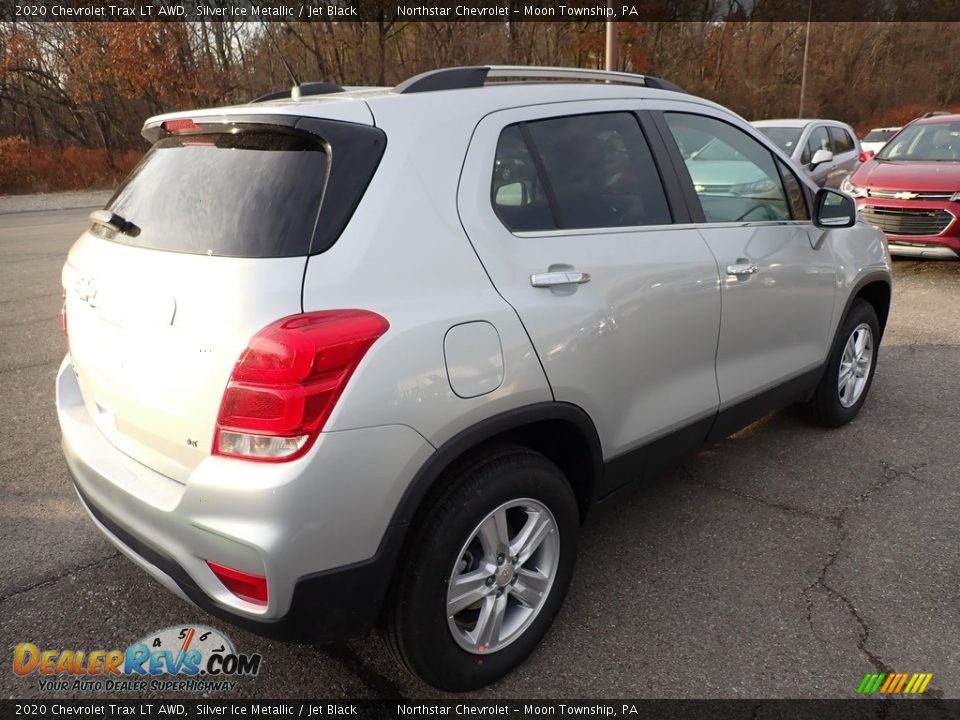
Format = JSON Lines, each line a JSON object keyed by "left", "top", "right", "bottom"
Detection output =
{"left": 618, "top": 23, "right": 650, "bottom": 72}
{"left": 564, "top": 23, "right": 649, "bottom": 73}
{"left": 862, "top": 103, "right": 960, "bottom": 135}
{"left": 65, "top": 23, "right": 193, "bottom": 103}
{"left": 0, "top": 27, "right": 42, "bottom": 77}
{"left": 0, "top": 137, "right": 142, "bottom": 194}
{"left": 0, "top": 137, "right": 32, "bottom": 192}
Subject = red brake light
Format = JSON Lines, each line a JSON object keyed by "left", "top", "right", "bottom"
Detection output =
{"left": 859, "top": 150, "right": 875, "bottom": 163}
{"left": 213, "top": 310, "right": 389, "bottom": 462}
{"left": 206, "top": 561, "right": 268, "bottom": 605}
{"left": 161, "top": 118, "right": 202, "bottom": 134}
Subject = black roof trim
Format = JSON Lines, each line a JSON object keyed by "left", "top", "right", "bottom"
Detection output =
{"left": 394, "top": 65, "right": 685, "bottom": 95}
{"left": 395, "top": 67, "right": 491, "bottom": 94}
{"left": 641, "top": 76, "right": 686, "bottom": 93}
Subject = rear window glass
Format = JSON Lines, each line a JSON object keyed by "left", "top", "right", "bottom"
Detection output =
{"left": 100, "top": 130, "right": 327, "bottom": 258}
{"left": 863, "top": 129, "right": 898, "bottom": 142}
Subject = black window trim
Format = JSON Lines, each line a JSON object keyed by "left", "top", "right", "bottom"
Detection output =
{"left": 827, "top": 125, "right": 842, "bottom": 155}
{"left": 647, "top": 110, "right": 706, "bottom": 224}
{"left": 517, "top": 122, "right": 562, "bottom": 229}
{"left": 773, "top": 157, "right": 813, "bottom": 223}
{"left": 634, "top": 110, "right": 693, "bottom": 225}
{"left": 492, "top": 109, "right": 680, "bottom": 235}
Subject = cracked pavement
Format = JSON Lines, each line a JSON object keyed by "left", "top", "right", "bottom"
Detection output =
{"left": 1, "top": 206, "right": 959, "bottom": 699}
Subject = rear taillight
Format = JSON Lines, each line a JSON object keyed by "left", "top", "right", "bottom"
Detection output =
{"left": 859, "top": 150, "right": 875, "bottom": 163}
{"left": 213, "top": 310, "right": 389, "bottom": 462}
{"left": 207, "top": 561, "right": 268, "bottom": 605}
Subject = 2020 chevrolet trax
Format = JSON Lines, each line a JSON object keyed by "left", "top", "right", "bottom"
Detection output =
{"left": 57, "top": 66, "right": 892, "bottom": 691}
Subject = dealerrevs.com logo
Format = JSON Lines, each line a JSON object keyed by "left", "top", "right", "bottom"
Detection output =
{"left": 13, "top": 625, "right": 262, "bottom": 693}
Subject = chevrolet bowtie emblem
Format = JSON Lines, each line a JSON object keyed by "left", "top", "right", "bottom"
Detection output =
{"left": 893, "top": 191, "right": 918, "bottom": 200}
{"left": 75, "top": 277, "right": 97, "bottom": 305}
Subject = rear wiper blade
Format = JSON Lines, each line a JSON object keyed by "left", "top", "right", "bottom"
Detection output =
{"left": 89, "top": 210, "right": 141, "bottom": 237}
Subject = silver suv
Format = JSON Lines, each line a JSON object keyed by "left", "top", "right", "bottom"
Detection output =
{"left": 753, "top": 118, "right": 863, "bottom": 188}
{"left": 57, "top": 66, "right": 892, "bottom": 692}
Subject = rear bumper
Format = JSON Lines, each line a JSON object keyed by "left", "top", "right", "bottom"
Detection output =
{"left": 71, "top": 476, "right": 406, "bottom": 641}
{"left": 57, "top": 355, "right": 432, "bottom": 641}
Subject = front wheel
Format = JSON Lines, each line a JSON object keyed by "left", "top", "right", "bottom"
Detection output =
{"left": 384, "top": 446, "right": 579, "bottom": 691}
{"left": 805, "top": 299, "right": 880, "bottom": 427}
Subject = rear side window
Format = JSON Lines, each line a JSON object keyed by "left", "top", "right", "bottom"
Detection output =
{"left": 492, "top": 112, "right": 672, "bottom": 232}
{"left": 102, "top": 131, "right": 327, "bottom": 258}
{"left": 829, "top": 127, "right": 855, "bottom": 154}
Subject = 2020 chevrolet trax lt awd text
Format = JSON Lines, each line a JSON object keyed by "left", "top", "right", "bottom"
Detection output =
{"left": 58, "top": 66, "right": 892, "bottom": 691}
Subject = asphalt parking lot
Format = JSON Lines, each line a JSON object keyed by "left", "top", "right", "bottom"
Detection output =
{"left": 1, "top": 205, "right": 958, "bottom": 700}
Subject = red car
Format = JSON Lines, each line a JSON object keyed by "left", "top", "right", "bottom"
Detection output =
{"left": 842, "top": 114, "right": 960, "bottom": 259}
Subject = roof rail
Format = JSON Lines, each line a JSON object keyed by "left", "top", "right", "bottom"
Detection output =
{"left": 394, "top": 65, "right": 685, "bottom": 95}
{"left": 251, "top": 82, "right": 345, "bottom": 103}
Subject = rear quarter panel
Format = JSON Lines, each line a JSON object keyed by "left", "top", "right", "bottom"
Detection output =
{"left": 301, "top": 94, "right": 553, "bottom": 447}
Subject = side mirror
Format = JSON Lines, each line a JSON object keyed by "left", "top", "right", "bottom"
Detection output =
{"left": 810, "top": 148, "right": 834, "bottom": 168}
{"left": 494, "top": 182, "right": 527, "bottom": 207}
{"left": 814, "top": 188, "right": 856, "bottom": 228}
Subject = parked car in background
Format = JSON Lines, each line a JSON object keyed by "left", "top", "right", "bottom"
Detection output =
{"left": 843, "top": 113, "right": 960, "bottom": 259}
{"left": 681, "top": 136, "right": 786, "bottom": 200}
{"left": 860, "top": 126, "right": 902, "bottom": 156}
{"left": 753, "top": 118, "right": 862, "bottom": 188}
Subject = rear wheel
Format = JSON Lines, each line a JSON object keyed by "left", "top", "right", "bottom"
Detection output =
{"left": 384, "top": 446, "right": 578, "bottom": 691}
{"left": 806, "top": 299, "right": 880, "bottom": 427}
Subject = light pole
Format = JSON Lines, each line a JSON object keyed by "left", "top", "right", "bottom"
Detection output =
{"left": 798, "top": 1, "right": 812, "bottom": 118}
{"left": 605, "top": 1, "right": 618, "bottom": 71}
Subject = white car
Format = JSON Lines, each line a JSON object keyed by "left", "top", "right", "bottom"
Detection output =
{"left": 860, "top": 126, "right": 902, "bottom": 156}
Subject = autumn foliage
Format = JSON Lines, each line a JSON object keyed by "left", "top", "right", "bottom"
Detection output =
{"left": 2, "top": 20, "right": 960, "bottom": 194}
{"left": 0, "top": 136, "right": 141, "bottom": 195}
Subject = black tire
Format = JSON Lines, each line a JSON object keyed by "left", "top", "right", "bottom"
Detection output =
{"left": 805, "top": 299, "right": 880, "bottom": 427}
{"left": 383, "top": 445, "right": 579, "bottom": 692}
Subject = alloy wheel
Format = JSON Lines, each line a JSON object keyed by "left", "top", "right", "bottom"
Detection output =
{"left": 838, "top": 322, "right": 874, "bottom": 408}
{"left": 446, "top": 498, "right": 560, "bottom": 655}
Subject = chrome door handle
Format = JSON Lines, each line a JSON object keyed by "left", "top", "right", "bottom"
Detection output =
{"left": 530, "top": 271, "right": 591, "bottom": 288}
{"left": 726, "top": 262, "right": 759, "bottom": 277}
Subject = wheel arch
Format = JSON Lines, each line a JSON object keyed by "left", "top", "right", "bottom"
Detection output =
{"left": 391, "top": 403, "right": 603, "bottom": 532}
{"left": 834, "top": 271, "right": 892, "bottom": 347}
{"left": 374, "top": 403, "right": 601, "bottom": 630}
{"left": 853, "top": 277, "right": 891, "bottom": 340}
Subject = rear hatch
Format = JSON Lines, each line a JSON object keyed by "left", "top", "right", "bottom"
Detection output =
{"left": 62, "top": 113, "right": 385, "bottom": 483}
